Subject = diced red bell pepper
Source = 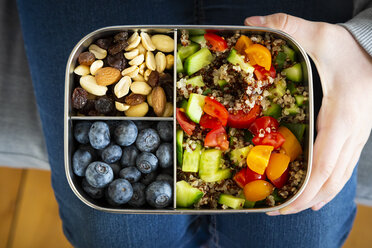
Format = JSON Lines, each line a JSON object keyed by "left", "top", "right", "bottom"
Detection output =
{"left": 204, "top": 126, "right": 229, "bottom": 150}
{"left": 252, "top": 132, "right": 286, "bottom": 150}
{"left": 176, "top": 108, "right": 196, "bottom": 136}
{"left": 203, "top": 97, "right": 228, "bottom": 126}
{"left": 199, "top": 113, "right": 222, "bottom": 130}
{"left": 249, "top": 116, "right": 279, "bottom": 135}
{"left": 227, "top": 105, "right": 261, "bottom": 129}
{"left": 204, "top": 33, "right": 228, "bottom": 52}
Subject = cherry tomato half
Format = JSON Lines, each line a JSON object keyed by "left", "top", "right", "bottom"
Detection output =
{"left": 244, "top": 180, "right": 274, "bottom": 202}
{"left": 249, "top": 116, "right": 279, "bottom": 135}
{"left": 203, "top": 97, "right": 228, "bottom": 126}
{"left": 270, "top": 168, "right": 289, "bottom": 188}
{"left": 253, "top": 65, "right": 276, "bottom": 81}
{"left": 204, "top": 33, "right": 228, "bottom": 52}
{"left": 204, "top": 126, "right": 229, "bottom": 150}
{"left": 235, "top": 35, "right": 253, "bottom": 55}
{"left": 252, "top": 132, "right": 286, "bottom": 150}
{"left": 233, "top": 167, "right": 266, "bottom": 188}
{"left": 199, "top": 113, "right": 222, "bottom": 130}
{"left": 176, "top": 108, "right": 196, "bottom": 136}
{"left": 245, "top": 44, "right": 272, "bottom": 70}
{"left": 227, "top": 105, "right": 261, "bottom": 129}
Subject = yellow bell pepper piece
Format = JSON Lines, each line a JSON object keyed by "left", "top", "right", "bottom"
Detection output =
{"left": 246, "top": 145, "right": 274, "bottom": 175}
{"left": 278, "top": 126, "right": 303, "bottom": 161}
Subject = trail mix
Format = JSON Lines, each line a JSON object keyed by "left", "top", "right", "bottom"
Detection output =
{"left": 175, "top": 30, "right": 308, "bottom": 209}
{"left": 71, "top": 31, "right": 174, "bottom": 117}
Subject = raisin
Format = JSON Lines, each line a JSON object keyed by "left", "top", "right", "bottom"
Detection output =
{"left": 108, "top": 40, "right": 128, "bottom": 55}
{"left": 125, "top": 93, "right": 146, "bottom": 106}
{"left": 96, "top": 37, "right": 113, "bottom": 50}
{"left": 147, "top": 70, "right": 159, "bottom": 87}
{"left": 95, "top": 96, "right": 114, "bottom": 114}
{"left": 160, "top": 81, "right": 173, "bottom": 102}
{"left": 114, "top": 31, "right": 129, "bottom": 42}
{"left": 79, "top": 99, "right": 95, "bottom": 115}
{"left": 78, "top": 52, "right": 95, "bottom": 66}
{"left": 72, "top": 87, "right": 88, "bottom": 109}
{"left": 106, "top": 52, "right": 127, "bottom": 71}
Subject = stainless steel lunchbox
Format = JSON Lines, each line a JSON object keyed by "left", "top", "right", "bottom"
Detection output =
{"left": 64, "top": 25, "right": 313, "bottom": 214}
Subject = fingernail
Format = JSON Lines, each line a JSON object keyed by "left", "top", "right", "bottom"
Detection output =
{"left": 279, "top": 207, "right": 293, "bottom": 215}
{"left": 245, "top": 16, "right": 266, "bottom": 26}
{"left": 266, "top": 210, "right": 280, "bottom": 216}
{"left": 313, "top": 202, "right": 325, "bottom": 211}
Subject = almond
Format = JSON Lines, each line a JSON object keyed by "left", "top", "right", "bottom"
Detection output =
{"left": 95, "top": 67, "right": 121, "bottom": 86}
{"left": 152, "top": 86, "right": 166, "bottom": 116}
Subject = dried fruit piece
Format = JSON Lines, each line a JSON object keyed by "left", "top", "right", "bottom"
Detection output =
{"left": 114, "top": 31, "right": 129, "bottom": 42}
{"left": 108, "top": 40, "right": 128, "bottom": 55}
{"left": 72, "top": 87, "right": 88, "bottom": 109}
{"left": 106, "top": 52, "right": 127, "bottom": 71}
{"left": 125, "top": 102, "right": 149, "bottom": 117}
{"left": 114, "top": 76, "right": 131, "bottom": 98}
{"left": 152, "top": 86, "right": 166, "bottom": 116}
{"left": 95, "top": 67, "right": 121, "bottom": 86}
{"left": 95, "top": 96, "right": 114, "bottom": 114}
{"left": 90, "top": 60, "right": 104, "bottom": 75}
{"left": 78, "top": 52, "right": 95, "bottom": 66}
{"left": 151, "top": 34, "right": 174, "bottom": 52}
{"left": 140, "top": 32, "right": 156, "bottom": 51}
{"left": 96, "top": 38, "right": 113, "bottom": 50}
{"left": 89, "top": 44, "right": 107, "bottom": 59}
{"left": 125, "top": 93, "right": 146, "bottom": 106}
{"left": 162, "top": 102, "right": 173, "bottom": 117}
{"left": 80, "top": 75, "right": 108, "bottom": 96}
{"left": 147, "top": 70, "right": 159, "bottom": 87}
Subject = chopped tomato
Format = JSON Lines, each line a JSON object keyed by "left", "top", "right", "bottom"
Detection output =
{"left": 204, "top": 126, "right": 229, "bottom": 150}
{"left": 233, "top": 167, "right": 266, "bottom": 188}
{"left": 266, "top": 153, "right": 290, "bottom": 188}
{"left": 244, "top": 180, "right": 274, "bottom": 202}
{"left": 271, "top": 168, "right": 289, "bottom": 188}
{"left": 249, "top": 116, "right": 279, "bottom": 135}
{"left": 204, "top": 33, "right": 228, "bottom": 52}
{"left": 252, "top": 132, "right": 286, "bottom": 150}
{"left": 245, "top": 44, "right": 272, "bottom": 70}
{"left": 176, "top": 108, "right": 196, "bottom": 136}
{"left": 199, "top": 113, "right": 222, "bottom": 130}
{"left": 235, "top": 35, "right": 253, "bottom": 55}
{"left": 227, "top": 105, "right": 261, "bottom": 129}
{"left": 203, "top": 97, "right": 228, "bottom": 126}
{"left": 253, "top": 65, "right": 276, "bottom": 81}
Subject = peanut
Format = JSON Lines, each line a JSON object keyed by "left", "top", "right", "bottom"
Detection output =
{"left": 115, "top": 101, "right": 130, "bottom": 111}
{"left": 132, "top": 73, "right": 145, "bottom": 82}
{"left": 121, "top": 65, "right": 139, "bottom": 77}
{"left": 155, "top": 52, "right": 166, "bottom": 73}
{"left": 74, "top": 65, "right": 90, "bottom": 76}
{"left": 138, "top": 62, "right": 146, "bottom": 75}
{"left": 129, "top": 54, "right": 144, "bottom": 66}
{"left": 145, "top": 51, "right": 156, "bottom": 71}
{"left": 140, "top": 32, "right": 156, "bottom": 51}
{"left": 124, "top": 49, "right": 139, "bottom": 60}
{"left": 95, "top": 67, "right": 121, "bottom": 86}
{"left": 89, "top": 44, "right": 107, "bottom": 59}
{"left": 80, "top": 75, "right": 107, "bottom": 96}
{"left": 144, "top": 68, "right": 152, "bottom": 81}
{"left": 147, "top": 90, "right": 153, "bottom": 107}
{"left": 165, "top": 54, "right": 174, "bottom": 69}
{"left": 125, "top": 34, "right": 141, "bottom": 51}
{"left": 124, "top": 102, "right": 149, "bottom": 117}
{"left": 90, "top": 60, "right": 104, "bottom": 75}
{"left": 114, "top": 76, "right": 131, "bottom": 98}
{"left": 151, "top": 34, "right": 174, "bottom": 53}
{"left": 162, "top": 102, "right": 174, "bottom": 117}
{"left": 130, "top": 81, "right": 152, "bottom": 95}
{"left": 137, "top": 43, "right": 147, "bottom": 55}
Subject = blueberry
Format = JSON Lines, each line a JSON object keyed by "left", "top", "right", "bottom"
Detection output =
{"left": 119, "top": 167, "right": 141, "bottom": 183}
{"left": 136, "top": 152, "right": 158, "bottom": 174}
{"left": 108, "top": 163, "right": 121, "bottom": 177}
{"left": 114, "top": 121, "right": 138, "bottom": 146}
{"left": 120, "top": 145, "right": 139, "bottom": 167}
{"left": 89, "top": 122, "right": 110, "bottom": 149}
{"left": 156, "top": 143, "right": 173, "bottom": 169}
{"left": 140, "top": 171, "right": 158, "bottom": 186}
{"left": 85, "top": 161, "right": 114, "bottom": 188}
{"left": 72, "top": 149, "right": 93, "bottom": 176}
{"left": 156, "top": 121, "right": 173, "bottom": 142}
{"left": 78, "top": 144, "right": 97, "bottom": 160}
{"left": 82, "top": 178, "right": 104, "bottom": 199}
{"left": 136, "top": 128, "right": 160, "bottom": 152}
{"left": 145, "top": 181, "right": 172, "bottom": 208}
{"left": 74, "top": 121, "right": 92, "bottom": 144}
{"left": 161, "top": 167, "right": 173, "bottom": 176}
{"left": 156, "top": 174, "right": 173, "bottom": 186}
{"left": 101, "top": 144, "right": 122, "bottom": 164}
{"left": 128, "top": 183, "right": 146, "bottom": 207}
{"left": 134, "top": 120, "right": 155, "bottom": 131}
{"left": 107, "top": 179, "right": 133, "bottom": 205}
{"left": 107, "top": 120, "right": 121, "bottom": 136}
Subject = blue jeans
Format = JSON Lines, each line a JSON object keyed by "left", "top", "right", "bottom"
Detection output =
{"left": 17, "top": 0, "right": 356, "bottom": 247}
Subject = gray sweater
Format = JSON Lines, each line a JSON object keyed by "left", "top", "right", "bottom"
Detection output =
{"left": 342, "top": 0, "right": 372, "bottom": 55}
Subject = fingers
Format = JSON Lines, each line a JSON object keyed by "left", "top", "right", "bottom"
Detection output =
{"left": 244, "top": 13, "right": 324, "bottom": 57}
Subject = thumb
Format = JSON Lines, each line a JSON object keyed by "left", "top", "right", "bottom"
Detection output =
{"left": 245, "top": 13, "right": 322, "bottom": 56}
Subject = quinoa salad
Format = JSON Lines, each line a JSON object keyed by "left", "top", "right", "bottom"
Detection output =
{"left": 175, "top": 30, "right": 308, "bottom": 209}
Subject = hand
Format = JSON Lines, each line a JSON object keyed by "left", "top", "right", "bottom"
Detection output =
{"left": 245, "top": 13, "right": 372, "bottom": 215}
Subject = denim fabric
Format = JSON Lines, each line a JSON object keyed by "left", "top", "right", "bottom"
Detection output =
{"left": 17, "top": 0, "right": 356, "bottom": 247}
